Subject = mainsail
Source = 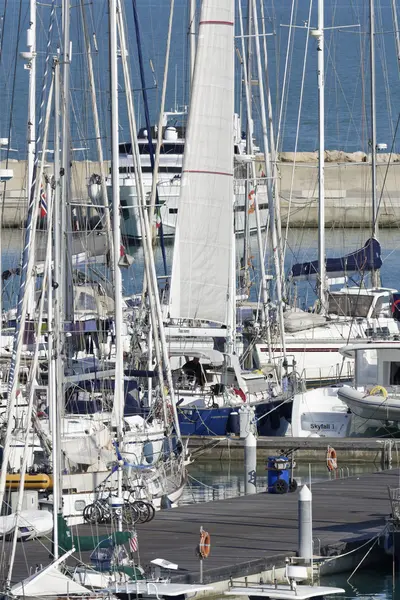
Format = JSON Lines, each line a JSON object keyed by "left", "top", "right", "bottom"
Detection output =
{"left": 291, "top": 238, "right": 382, "bottom": 281}
{"left": 168, "top": 0, "right": 234, "bottom": 324}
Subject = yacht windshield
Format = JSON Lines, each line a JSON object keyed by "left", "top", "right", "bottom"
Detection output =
{"left": 355, "top": 349, "right": 378, "bottom": 386}
{"left": 328, "top": 293, "right": 374, "bottom": 318}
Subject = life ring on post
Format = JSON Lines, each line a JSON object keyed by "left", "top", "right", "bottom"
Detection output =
{"left": 198, "top": 528, "right": 211, "bottom": 559}
{"left": 326, "top": 446, "right": 337, "bottom": 472}
{"left": 368, "top": 385, "right": 388, "bottom": 399}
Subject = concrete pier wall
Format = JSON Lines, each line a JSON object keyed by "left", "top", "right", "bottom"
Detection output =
{"left": 2, "top": 153, "right": 400, "bottom": 228}
{"left": 259, "top": 152, "right": 400, "bottom": 228}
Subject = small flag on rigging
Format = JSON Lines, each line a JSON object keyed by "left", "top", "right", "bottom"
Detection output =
{"left": 40, "top": 184, "right": 47, "bottom": 218}
{"left": 129, "top": 530, "right": 138, "bottom": 553}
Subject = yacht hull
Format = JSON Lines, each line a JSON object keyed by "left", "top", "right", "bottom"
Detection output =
{"left": 177, "top": 399, "right": 292, "bottom": 437}
{"left": 115, "top": 182, "right": 268, "bottom": 240}
{"left": 290, "top": 386, "right": 352, "bottom": 437}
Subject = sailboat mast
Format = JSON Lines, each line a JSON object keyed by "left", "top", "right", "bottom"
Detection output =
{"left": 242, "top": 0, "right": 252, "bottom": 292}
{"left": 27, "top": 0, "right": 36, "bottom": 238}
{"left": 61, "top": 0, "right": 73, "bottom": 334}
{"left": 79, "top": 0, "right": 114, "bottom": 276}
{"left": 251, "top": 0, "right": 286, "bottom": 358}
{"left": 189, "top": 0, "right": 196, "bottom": 82}
{"left": 116, "top": 0, "right": 182, "bottom": 440}
{"left": 109, "top": 0, "right": 125, "bottom": 521}
{"left": 392, "top": 0, "right": 400, "bottom": 73}
{"left": 52, "top": 55, "right": 62, "bottom": 559}
{"left": 25, "top": 0, "right": 36, "bottom": 317}
{"left": 370, "top": 0, "right": 380, "bottom": 288}
{"left": 314, "top": 0, "right": 327, "bottom": 311}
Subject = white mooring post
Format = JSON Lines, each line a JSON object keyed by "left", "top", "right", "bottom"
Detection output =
{"left": 239, "top": 405, "right": 257, "bottom": 494}
{"left": 298, "top": 484, "right": 313, "bottom": 564}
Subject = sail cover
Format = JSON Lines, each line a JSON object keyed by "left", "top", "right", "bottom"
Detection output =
{"left": 168, "top": 0, "right": 234, "bottom": 324}
{"left": 291, "top": 238, "right": 382, "bottom": 280}
{"left": 10, "top": 563, "right": 92, "bottom": 597}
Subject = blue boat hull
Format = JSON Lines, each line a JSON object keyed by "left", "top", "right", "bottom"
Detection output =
{"left": 177, "top": 400, "right": 292, "bottom": 437}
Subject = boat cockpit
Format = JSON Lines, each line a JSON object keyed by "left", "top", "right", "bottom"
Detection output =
{"left": 341, "top": 343, "right": 400, "bottom": 391}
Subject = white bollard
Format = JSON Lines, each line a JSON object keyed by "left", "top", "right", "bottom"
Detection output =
{"left": 298, "top": 484, "right": 313, "bottom": 563}
{"left": 239, "top": 406, "right": 257, "bottom": 494}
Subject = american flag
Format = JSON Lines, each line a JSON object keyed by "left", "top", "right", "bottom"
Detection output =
{"left": 129, "top": 530, "right": 138, "bottom": 553}
{"left": 40, "top": 184, "right": 47, "bottom": 218}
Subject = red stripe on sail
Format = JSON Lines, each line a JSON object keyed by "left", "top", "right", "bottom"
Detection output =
{"left": 199, "top": 20, "right": 234, "bottom": 26}
{"left": 183, "top": 169, "right": 233, "bottom": 177}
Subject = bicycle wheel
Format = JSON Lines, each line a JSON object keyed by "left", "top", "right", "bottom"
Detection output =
{"left": 143, "top": 501, "right": 155, "bottom": 523}
{"left": 83, "top": 503, "right": 102, "bottom": 524}
{"left": 133, "top": 500, "right": 150, "bottom": 524}
{"left": 121, "top": 502, "right": 140, "bottom": 526}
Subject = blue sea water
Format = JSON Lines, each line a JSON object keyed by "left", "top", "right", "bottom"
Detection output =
{"left": 1, "top": 226, "right": 400, "bottom": 311}
{"left": 0, "top": 0, "right": 399, "bottom": 159}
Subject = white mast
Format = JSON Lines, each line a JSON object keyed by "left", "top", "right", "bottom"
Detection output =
{"left": 149, "top": 0, "right": 175, "bottom": 232}
{"left": 0, "top": 75, "right": 54, "bottom": 516}
{"left": 241, "top": 0, "right": 252, "bottom": 297}
{"left": 6, "top": 173, "right": 54, "bottom": 588}
{"left": 27, "top": 0, "right": 36, "bottom": 222}
{"left": 61, "top": 0, "right": 73, "bottom": 331}
{"left": 251, "top": 0, "right": 286, "bottom": 358}
{"left": 25, "top": 0, "right": 36, "bottom": 318}
{"left": 52, "top": 54, "right": 62, "bottom": 558}
{"left": 27, "top": 0, "right": 36, "bottom": 218}
{"left": 79, "top": 0, "right": 114, "bottom": 275}
{"left": 116, "top": 0, "right": 182, "bottom": 440}
{"left": 392, "top": 0, "right": 400, "bottom": 74}
{"left": 370, "top": 0, "right": 380, "bottom": 288}
{"left": 109, "top": 0, "right": 124, "bottom": 524}
{"left": 311, "top": 0, "right": 327, "bottom": 311}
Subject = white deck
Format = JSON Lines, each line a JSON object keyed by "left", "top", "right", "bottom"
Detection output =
{"left": 225, "top": 584, "right": 345, "bottom": 599}
{"left": 108, "top": 581, "right": 213, "bottom": 596}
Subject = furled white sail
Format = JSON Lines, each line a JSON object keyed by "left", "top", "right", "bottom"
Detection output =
{"left": 168, "top": 0, "right": 234, "bottom": 324}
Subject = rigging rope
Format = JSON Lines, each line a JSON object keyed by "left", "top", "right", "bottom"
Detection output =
{"left": 1, "top": 0, "right": 23, "bottom": 227}
{"left": 131, "top": 0, "right": 167, "bottom": 276}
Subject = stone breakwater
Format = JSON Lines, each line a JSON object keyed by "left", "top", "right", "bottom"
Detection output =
{"left": 1, "top": 153, "right": 400, "bottom": 227}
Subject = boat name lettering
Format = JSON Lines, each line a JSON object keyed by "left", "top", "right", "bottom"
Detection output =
{"left": 310, "top": 423, "right": 334, "bottom": 430}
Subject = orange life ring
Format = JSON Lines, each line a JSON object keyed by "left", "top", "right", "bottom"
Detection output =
{"left": 326, "top": 446, "right": 337, "bottom": 472}
{"left": 199, "top": 529, "right": 211, "bottom": 559}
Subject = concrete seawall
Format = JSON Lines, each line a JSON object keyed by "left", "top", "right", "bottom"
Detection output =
{"left": 2, "top": 152, "right": 400, "bottom": 228}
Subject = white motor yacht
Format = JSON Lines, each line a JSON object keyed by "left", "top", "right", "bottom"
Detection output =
{"left": 88, "top": 112, "right": 268, "bottom": 241}
{"left": 337, "top": 341, "right": 400, "bottom": 426}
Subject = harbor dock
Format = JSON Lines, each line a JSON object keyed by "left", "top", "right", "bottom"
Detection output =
{"left": 4, "top": 467, "right": 397, "bottom": 591}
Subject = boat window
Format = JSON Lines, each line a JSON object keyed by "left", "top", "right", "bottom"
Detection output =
{"left": 371, "top": 296, "right": 385, "bottom": 318}
{"left": 355, "top": 349, "right": 378, "bottom": 385}
{"left": 118, "top": 166, "right": 181, "bottom": 174}
{"left": 235, "top": 203, "right": 268, "bottom": 212}
{"left": 139, "top": 143, "right": 185, "bottom": 155}
{"left": 328, "top": 293, "right": 374, "bottom": 318}
{"left": 76, "top": 292, "right": 97, "bottom": 311}
{"left": 390, "top": 362, "right": 400, "bottom": 385}
{"left": 118, "top": 142, "right": 185, "bottom": 155}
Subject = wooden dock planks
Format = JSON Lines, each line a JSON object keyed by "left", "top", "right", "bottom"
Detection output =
{"left": 2, "top": 468, "right": 396, "bottom": 586}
